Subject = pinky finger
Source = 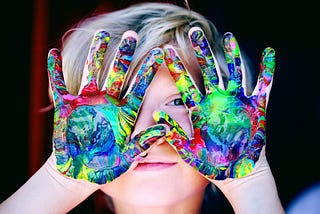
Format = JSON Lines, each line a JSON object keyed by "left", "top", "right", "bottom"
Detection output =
{"left": 47, "top": 48, "right": 68, "bottom": 103}
{"left": 252, "top": 47, "right": 276, "bottom": 107}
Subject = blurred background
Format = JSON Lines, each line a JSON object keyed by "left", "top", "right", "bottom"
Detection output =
{"left": 1, "top": 0, "right": 319, "bottom": 213}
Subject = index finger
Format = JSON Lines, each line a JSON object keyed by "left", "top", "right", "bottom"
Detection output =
{"left": 163, "top": 45, "right": 202, "bottom": 109}
{"left": 122, "top": 48, "right": 164, "bottom": 116}
{"left": 188, "top": 27, "right": 224, "bottom": 90}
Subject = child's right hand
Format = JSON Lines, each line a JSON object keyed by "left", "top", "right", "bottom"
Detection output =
{"left": 48, "top": 29, "right": 165, "bottom": 184}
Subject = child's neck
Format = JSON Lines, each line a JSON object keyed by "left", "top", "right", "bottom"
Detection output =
{"left": 112, "top": 190, "right": 205, "bottom": 214}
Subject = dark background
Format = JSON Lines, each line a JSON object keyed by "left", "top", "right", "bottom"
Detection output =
{"left": 2, "top": 0, "right": 319, "bottom": 213}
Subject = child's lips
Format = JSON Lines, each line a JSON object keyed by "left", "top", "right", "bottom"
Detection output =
{"left": 134, "top": 156, "right": 178, "bottom": 171}
{"left": 134, "top": 162, "right": 177, "bottom": 171}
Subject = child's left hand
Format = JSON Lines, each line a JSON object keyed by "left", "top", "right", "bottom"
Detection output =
{"left": 155, "top": 27, "right": 275, "bottom": 180}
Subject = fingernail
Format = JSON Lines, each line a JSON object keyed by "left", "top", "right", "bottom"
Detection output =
{"left": 149, "top": 48, "right": 164, "bottom": 66}
{"left": 223, "top": 32, "right": 237, "bottom": 52}
{"left": 190, "top": 29, "right": 205, "bottom": 45}
{"left": 119, "top": 36, "right": 137, "bottom": 55}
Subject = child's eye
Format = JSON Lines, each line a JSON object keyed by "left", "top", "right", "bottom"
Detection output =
{"left": 167, "top": 98, "right": 184, "bottom": 106}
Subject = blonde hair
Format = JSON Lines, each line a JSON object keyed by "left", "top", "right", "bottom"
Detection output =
{"left": 60, "top": 2, "right": 234, "bottom": 95}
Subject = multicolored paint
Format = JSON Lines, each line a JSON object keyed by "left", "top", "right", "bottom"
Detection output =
{"left": 106, "top": 36, "right": 137, "bottom": 99}
{"left": 161, "top": 29, "right": 275, "bottom": 180}
{"left": 47, "top": 30, "right": 165, "bottom": 184}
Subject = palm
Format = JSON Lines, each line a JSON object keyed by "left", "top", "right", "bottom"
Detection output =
{"left": 194, "top": 85, "right": 264, "bottom": 171}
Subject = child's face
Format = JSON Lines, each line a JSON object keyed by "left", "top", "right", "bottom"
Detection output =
{"left": 100, "top": 62, "right": 209, "bottom": 207}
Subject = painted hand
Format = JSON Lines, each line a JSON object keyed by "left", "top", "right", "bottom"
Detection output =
{"left": 47, "top": 30, "right": 165, "bottom": 184}
{"left": 156, "top": 27, "right": 275, "bottom": 180}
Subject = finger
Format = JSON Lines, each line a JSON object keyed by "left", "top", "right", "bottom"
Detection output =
{"left": 78, "top": 30, "right": 110, "bottom": 95}
{"left": 153, "top": 111, "right": 189, "bottom": 140}
{"left": 128, "top": 125, "right": 167, "bottom": 159}
{"left": 223, "top": 32, "right": 244, "bottom": 91}
{"left": 47, "top": 48, "right": 68, "bottom": 105}
{"left": 123, "top": 48, "right": 164, "bottom": 113}
{"left": 104, "top": 30, "right": 138, "bottom": 99}
{"left": 153, "top": 111, "right": 197, "bottom": 165}
{"left": 163, "top": 45, "right": 202, "bottom": 109}
{"left": 188, "top": 27, "right": 224, "bottom": 90}
{"left": 113, "top": 48, "right": 163, "bottom": 142}
{"left": 252, "top": 47, "right": 276, "bottom": 108}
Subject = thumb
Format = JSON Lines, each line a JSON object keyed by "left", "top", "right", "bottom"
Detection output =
{"left": 153, "top": 111, "right": 188, "bottom": 138}
{"left": 153, "top": 111, "right": 197, "bottom": 167}
{"left": 128, "top": 125, "right": 167, "bottom": 157}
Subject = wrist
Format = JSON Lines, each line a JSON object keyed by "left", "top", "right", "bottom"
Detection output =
{"left": 45, "top": 152, "right": 100, "bottom": 198}
{"left": 0, "top": 153, "right": 100, "bottom": 214}
{"left": 211, "top": 149, "right": 285, "bottom": 214}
